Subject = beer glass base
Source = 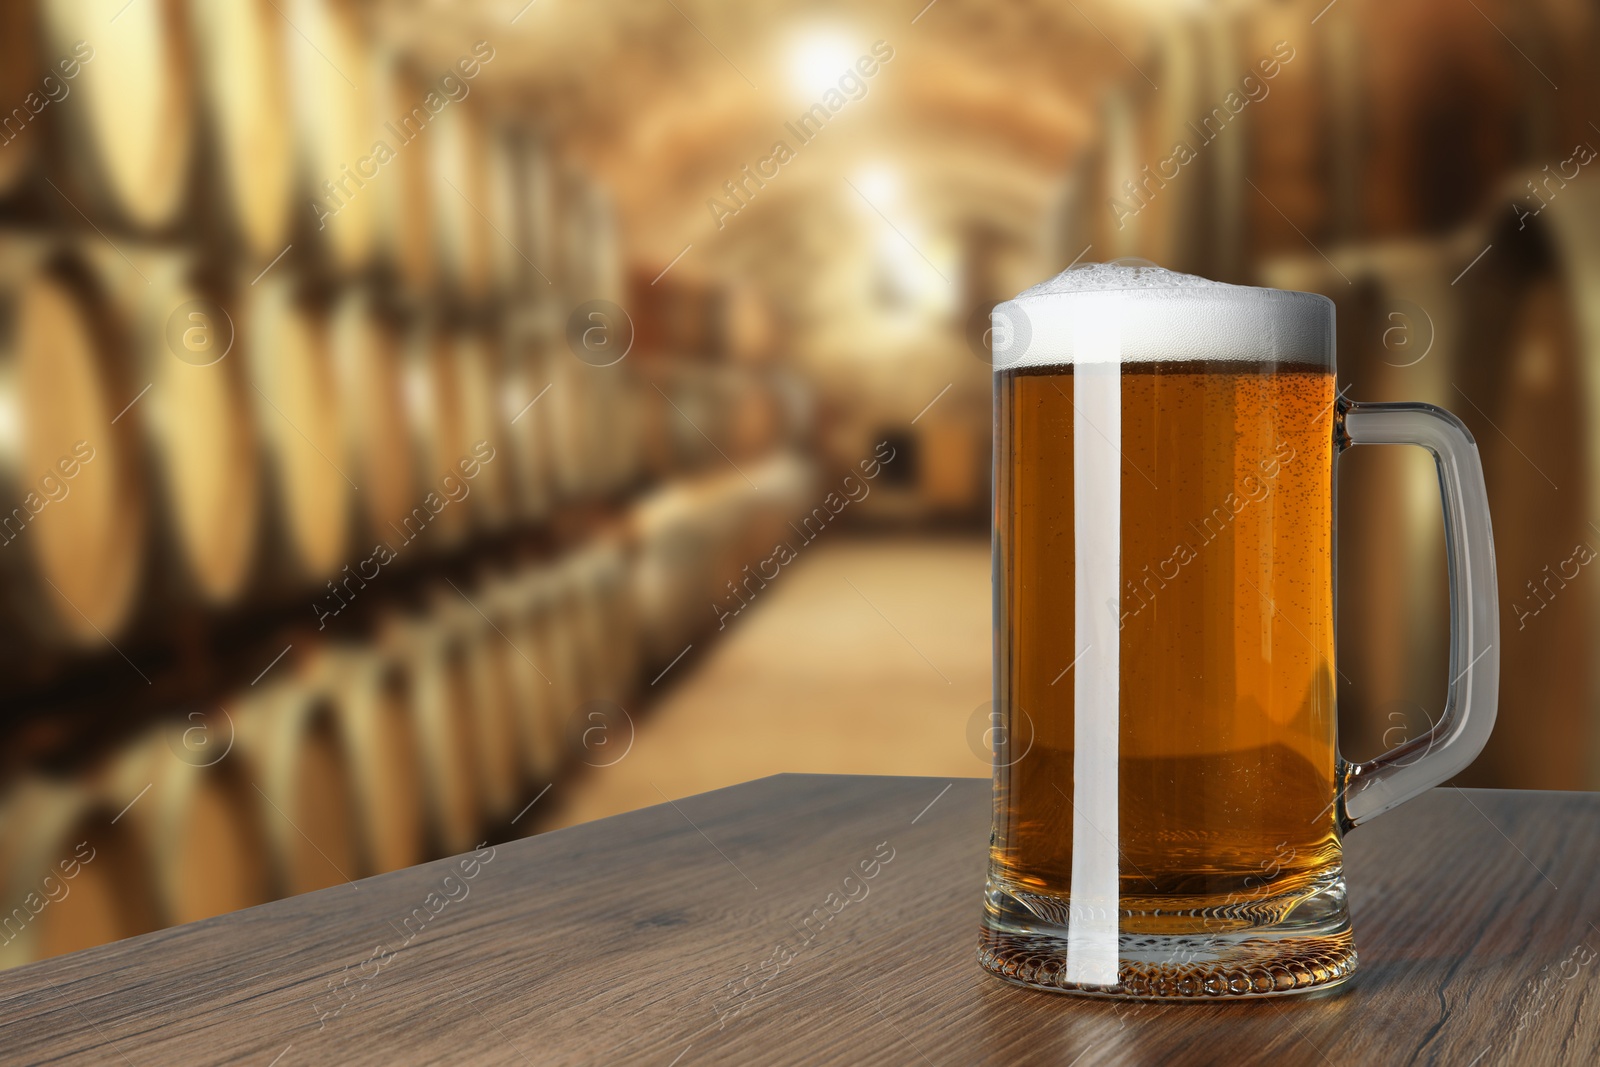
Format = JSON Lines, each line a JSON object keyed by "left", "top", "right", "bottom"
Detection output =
{"left": 977, "top": 877, "right": 1358, "bottom": 1000}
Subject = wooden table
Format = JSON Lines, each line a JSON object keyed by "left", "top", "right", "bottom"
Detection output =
{"left": 1, "top": 775, "right": 1596, "bottom": 1065}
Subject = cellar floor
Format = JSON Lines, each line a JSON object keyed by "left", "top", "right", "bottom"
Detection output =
{"left": 535, "top": 535, "right": 992, "bottom": 831}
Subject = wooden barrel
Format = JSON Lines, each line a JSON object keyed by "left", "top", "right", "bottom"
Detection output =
{"left": 558, "top": 554, "right": 602, "bottom": 706}
{"left": 1531, "top": 0, "right": 1600, "bottom": 159}
{"left": 1261, "top": 242, "right": 1461, "bottom": 767}
{"left": 1098, "top": 17, "right": 1220, "bottom": 274}
{"left": 709, "top": 473, "right": 757, "bottom": 599}
{"left": 1067, "top": 0, "right": 1550, "bottom": 277}
{"left": 485, "top": 122, "right": 528, "bottom": 296}
{"left": 556, "top": 166, "right": 620, "bottom": 299}
{"left": 101, "top": 721, "right": 273, "bottom": 926}
{"left": 1325, "top": 0, "right": 1522, "bottom": 241}
{"left": 0, "top": 778, "right": 160, "bottom": 968}
{"left": 448, "top": 592, "right": 524, "bottom": 820}
{"left": 428, "top": 100, "right": 493, "bottom": 300}
{"left": 239, "top": 669, "right": 365, "bottom": 894}
{"left": 242, "top": 275, "right": 350, "bottom": 585}
{"left": 87, "top": 246, "right": 260, "bottom": 607}
{"left": 1468, "top": 273, "right": 1590, "bottom": 787}
{"left": 500, "top": 320, "right": 554, "bottom": 525}
{"left": 1262, "top": 190, "right": 1600, "bottom": 791}
{"left": 325, "top": 648, "right": 428, "bottom": 874}
{"left": 590, "top": 187, "right": 622, "bottom": 301}
{"left": 1051, "top": 13, "right": 1234, "bottom": 274}
{"left": 398, "top": 318, "right": 471, "bottom": 550}
{"left": 1051, "top": 144, "right": 1109, "bottom": 275}
{"left": 523, "top": 134, "right": 558, "bottom": 282}
{"left": 331, "top": 288, "right": 415, "bottom": 547}
{"left": 556, "top": 557, "right": 610, "bottom": 713}
{"left": 651, "top": 373, "right": 696, "bottom": 482}
{"left": 566, "top": 166, "right": 602, "bottom": 297}
{"left": 1215, "top": 0, "right": 1527, "bottom": 269}
{"left": 185, "top": 0, "right": 295, "bottom": 260}
{"left": 596, "top": 541, "right": 640, "bottom": 699}
{"left": 549, "top": 309, "right": 601, "bottom": 502}
{"left": 285, "top": 0, "right": 375, "bottom": 271}
{"left": 383, "top": 614, "right": 481, "bottom": 854}
{"left": 630, "top": 480, "right": 716, "bottom": 667}
{"left": 596, "top": 371, "right": 642, "bottom": 497}
{"left": 38, "top": 0, "right": 195, "bottom": 231}
{"left": 1453, "top": 178, "right": 1600, "bottom": 789}
{"left": 0, "top": 4, "right": 41, "bottom": 197}
{"left": 619, "top": 375, "right": 648, "bottom": 492}
{"left": 582, "top": 551, "right": 622, "bottom": 700}
{"left": 497, "top": 570, "right": 561, "bottom": 780}
{"left": 1217, "top": 4, "right": 1309, "bottom": 280}
{"left": 634, "top": 366, "right": 678, "bottom": 484}
{"left": 551, "top": 351, "right": 605, "bottom": 498}
{"left": 753, "top": 452, "right": 812, "bottom": 551}
{"left": 448, "top": 330, "right": 512, "bottom": 532}
{"left": 727, "top": 374, "right": 782, "bottom": 461}
{"left": 369, "top": 46, "right": 437, "bottom": 296}
{"left": 564, "top": 543, "right": 637, "bottom": 704}
{"left": 0, "top": 240, "right": 146, "bottom": 652}
{"left": 527, "top": 567, "right": 582, "bottom": 766}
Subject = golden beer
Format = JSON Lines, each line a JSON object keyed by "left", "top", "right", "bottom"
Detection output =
{"left": 980, "top": 265, "right": 1499, "bottom": 999}
{"left": 987, "top": 362, "right": 1348, "bottom": 993}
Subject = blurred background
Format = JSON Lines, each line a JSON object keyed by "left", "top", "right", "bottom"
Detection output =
{"left": 0, "top": 0, "right": 1594, "bottom": 967}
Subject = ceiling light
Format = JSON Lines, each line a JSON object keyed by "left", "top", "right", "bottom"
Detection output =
{"left": 786, "top": 29, "right": 858, "bottom": 100}
{"left": 853, "top": 164, "right": 901, "bottom": 207}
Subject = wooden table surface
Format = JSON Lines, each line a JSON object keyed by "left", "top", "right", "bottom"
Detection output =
{"left": 1, "top": 775, "right": 1596, "bottom": 1065}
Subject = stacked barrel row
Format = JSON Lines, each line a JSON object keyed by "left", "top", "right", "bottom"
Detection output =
{"left": 1057, "top": 0, "right": 1598, "bottom": 282}
{"left": 0, "top": 237, "right": 638, "bottom": 678}
{"left": 631, "top": 455, "right": 814, "bottom": 670}
{"left": 0, "top": 0, "right": 643, "bottom": 685}
{"left": 0, "top": 0, "right": 815, "bottom": 971}
{"left": 0, "top": 0, "right": 610, "bottom": 301}
{"left": 1256, "top": 176, "right": 1600, "bottom": 791}
{"left": 0, "top": 454, "right": 812, "bottom": 969}
{"left": 1056, "top": 0, "right": 1600, "bottom": 788}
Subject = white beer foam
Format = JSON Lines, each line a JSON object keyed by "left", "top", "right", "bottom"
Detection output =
{"left": 991, "top": 263, "right": 1333, "bottom": 371}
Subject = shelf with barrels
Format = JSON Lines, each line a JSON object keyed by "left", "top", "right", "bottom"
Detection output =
{"left": 1052, "top": 0, "right": 1597, "bottom": 283}
{"left": 1050, "top": 0, "right": 1600, "bottom": 789}
{"left": 1256, "top": 173, "right": 1600, "bottom": 793}
{"left": 0, "top": 234, "right": 641, "bottom": 682}
{"left": 0, "top": 0, "right": 566, "bottom": 284}
{"left": 0, "top": 454, "right": 812, "bottom": 968}
{"left": 0, "top": 0, "right": 802, "bottom": 692}
{"left": 0, "top": 0, "right": 816, "bottom": 967}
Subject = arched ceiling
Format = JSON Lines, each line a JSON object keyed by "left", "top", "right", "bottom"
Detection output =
{"left": 386, "top": 0, "right": 1184, "bottom": 365}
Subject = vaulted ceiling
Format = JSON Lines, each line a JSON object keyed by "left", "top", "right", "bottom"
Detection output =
{"left": 389, "top": 0, "right": 1149, "bottom": 287}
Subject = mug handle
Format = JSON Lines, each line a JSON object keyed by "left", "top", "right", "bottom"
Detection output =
{"left": 1336, "top": 400, "right": 1500, "bottom": 828}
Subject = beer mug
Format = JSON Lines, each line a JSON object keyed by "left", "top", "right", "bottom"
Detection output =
{"left": 980, "top": 264, "right": 1497, "bottom": 999}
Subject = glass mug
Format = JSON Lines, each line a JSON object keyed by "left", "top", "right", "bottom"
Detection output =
{"left": 979, "top": 265, "right": 1498, "bottom": 999}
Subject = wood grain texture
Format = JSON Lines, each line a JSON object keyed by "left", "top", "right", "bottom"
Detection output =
{"left": 0, "top": 775, "right": 1596, "bottom": 1066}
